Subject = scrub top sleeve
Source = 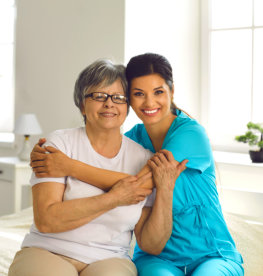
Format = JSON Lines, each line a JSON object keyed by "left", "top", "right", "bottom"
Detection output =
{"left": 164, "top": 125, "right": 213, "bottom": 173}
{"left": 30, "top": 130, "right": 68, "bottom": 186}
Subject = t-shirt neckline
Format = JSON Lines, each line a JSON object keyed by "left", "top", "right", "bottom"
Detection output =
{"left": 82, "top": 127, "right": 125, "bottom": 161}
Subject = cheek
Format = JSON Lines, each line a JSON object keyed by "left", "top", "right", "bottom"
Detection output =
{"left": 120, "top": 105, "right": 128, "bottom": 117}
{"left": 83, "top": 104, "right": 98, "bottom": 118}
{"left": 130, "top": 97, "right": 140, "bottom": 110}
{"left": 162, "top": 94, "right": 172, "bottom": 108}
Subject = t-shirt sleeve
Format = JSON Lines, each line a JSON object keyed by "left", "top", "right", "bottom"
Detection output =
{"left": 144, "top": 188, "right": 156, "bottom": 207}
{"left": 30, "top": 131, "right": 68, "bottom": 187}
{"left": 164, "top": 124, "right": 213, "bottom": 173}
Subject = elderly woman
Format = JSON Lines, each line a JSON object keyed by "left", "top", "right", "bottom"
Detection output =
{"left": 8, "top": 59, "right": 186, "bottom": 276}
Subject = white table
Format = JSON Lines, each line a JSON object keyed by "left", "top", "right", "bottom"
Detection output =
{"left": 0, "top": 157, "right": 32, "bottom": 215}
{"left": 213, "top": 151, "right": 263, "bottom": 218}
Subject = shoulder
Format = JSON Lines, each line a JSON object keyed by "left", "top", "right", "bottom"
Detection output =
{"left": 169, "top": 111, "right": 208, "bottom": 141}
{"left": 47, "top": 127, "right": 85, "bottom": 142}
{"left": 45, "top": 127, "right": 85, "bottom": 152}
{"left": 125, "top": 124, "right": 145, "bottom": 142}
{"left": 48, "top": 127, "right": 84, "bottom": 139}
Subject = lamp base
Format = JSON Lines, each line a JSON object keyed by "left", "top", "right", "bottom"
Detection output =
{"left": 18, "top": 135, "right": 31, "bottom": 161}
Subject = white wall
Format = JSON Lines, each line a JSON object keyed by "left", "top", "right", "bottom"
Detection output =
{"left": 0, "top": 0, "right": 200, "bottom": 156}
{"left": 123, "top": 0, "right": 201, "bottom": 132}
{"left": 0, "top": 0, "right": 125, "bottom": 156}
{"left": 170, "top": 0, "right": 200, "bottom": 119}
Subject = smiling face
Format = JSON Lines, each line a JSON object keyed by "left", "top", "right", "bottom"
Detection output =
{"left": 82, "top": 79, "right": 127, "bottom": 132}
{"left": 129, "top": 73, "right": 175, "bottom": 127}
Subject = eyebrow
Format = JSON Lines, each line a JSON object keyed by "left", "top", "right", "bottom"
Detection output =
{"left": 132, "top": 86, "right": 164, "bottom": 91}
{"left": 153, "top": 86, "right": 164, "bottom": 90}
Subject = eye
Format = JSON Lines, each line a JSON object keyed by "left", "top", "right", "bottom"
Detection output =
{"left": 154, "top": 90, "right": 164, "bottom": 95}
{"left": 133, "top": 91, "right": 144, "bottom": 97}
{"left": 94, "top": 93, "right": 106, "bottom": 100}
{"left": 113, "top": 94, "right": 127, "bottom": 103}
{"left": 114, "top": 95, "right": 123, "bottom": 100}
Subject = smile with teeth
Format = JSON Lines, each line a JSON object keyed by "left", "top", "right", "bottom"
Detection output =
{"left": 142, "top": 109, "right": 159, "bottom": 115}
{"left": 100, "top": 112, "right": 117, "bottom": 117}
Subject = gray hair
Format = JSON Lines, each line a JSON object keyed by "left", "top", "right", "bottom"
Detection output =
{"left": 74, "top": 59, "right": 128, "bottom": 123}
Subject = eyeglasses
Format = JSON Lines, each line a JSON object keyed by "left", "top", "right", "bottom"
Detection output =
{"left": 84, "top": 92, "right": 128, "bottom": 104}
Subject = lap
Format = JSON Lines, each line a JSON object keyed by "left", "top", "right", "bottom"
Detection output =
{"left": 8, "top": 248, "right": 136, "bottom": 276}
{"left": 135, "top": 255, "right": 184, "bottom": 276}
{"left": 8, "top": 247, "right": 78, "bottom": 276}
{"left": 80, "top": 258, "right": 137, "bottom": 276}
{"left": 135, "top": 255, "right": 243, "bottom": 276}
{"left": 191, "top": 258, "right": 244, "bottom": 276}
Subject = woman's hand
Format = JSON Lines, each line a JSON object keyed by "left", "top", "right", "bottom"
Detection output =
{"left": 30, "top": 138, "right": 72, "bottom": 178}
{"left": 147, "top": 149, "right": 188, "bottom": 192}
{"left": 109, "top": 172, "right": 153, "bottom": 206}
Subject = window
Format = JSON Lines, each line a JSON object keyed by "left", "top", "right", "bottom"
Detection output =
{"left": 201, "top": 0, "right": 263, "bottom": 152}
{"left": 0, "top": 0, "right": 15, "bottom": 144}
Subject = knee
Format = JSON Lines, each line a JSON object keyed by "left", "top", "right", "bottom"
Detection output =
{"left": 138, "top": 263, "right": 180, "bottom": 276}
{"left": 192, "top": 258, "right": 244, "bottom": 276}
{"left": 80, "top": 258, "right": 137, "bottom": 276}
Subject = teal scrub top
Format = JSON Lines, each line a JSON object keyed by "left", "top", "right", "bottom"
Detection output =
{"left": 125, "top": 110, "right": 243, "bottom": 266}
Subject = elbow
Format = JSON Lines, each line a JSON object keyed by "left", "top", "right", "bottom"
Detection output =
{"left": 143, "top": 247, "right": 163, "bottom": 256}
{"left": 34, "top": 215, "right": 54, "bottom": 233}
{"left": 36, "top": 223, "right": 51, "bottom": 233}
{"left": 137, "top": 242, "right": 164, "bottom": 256}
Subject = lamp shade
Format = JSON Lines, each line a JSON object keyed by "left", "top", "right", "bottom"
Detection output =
{"left": 14, "top": 113, "right": 42, "bottom": 135}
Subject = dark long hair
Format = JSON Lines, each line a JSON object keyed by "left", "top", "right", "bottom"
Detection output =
{"left": 126, "top": 53, "right": 191, "bottom": 117}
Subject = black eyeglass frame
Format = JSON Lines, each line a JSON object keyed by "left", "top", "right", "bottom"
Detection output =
{"left": 84, "top": 92, "right": 128, "bottom": 104}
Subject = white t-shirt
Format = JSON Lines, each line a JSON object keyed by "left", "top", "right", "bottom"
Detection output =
{"left": 22, "top": 127, "right": 153, "bottom": 264}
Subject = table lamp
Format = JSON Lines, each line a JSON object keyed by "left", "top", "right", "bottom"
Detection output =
{"left": 14, "top": 113, "right": 42, "bottom": 161}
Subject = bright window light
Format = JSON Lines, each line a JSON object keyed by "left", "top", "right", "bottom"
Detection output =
{"left": 211, "top": 0, "right": 252, "bottom": 29}
{"left": 209, "top": 30, "right": 252, "bottom": 146}
{"left": 253, "top": 28, "right": 263, "bottom": 122}
{"left": 254, "top": 0, "right": 263, "bottom": 26}
{"left": 203, "top": 0, "right": 263, "bottom": 151}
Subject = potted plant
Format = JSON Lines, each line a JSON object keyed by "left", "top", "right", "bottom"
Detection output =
{"left": 235, "top": 122, "right": 263, "bottom": 163}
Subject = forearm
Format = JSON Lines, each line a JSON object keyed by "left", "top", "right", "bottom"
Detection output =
{"left": 69, "top": 159, "right": 129, "bottom": 191}
{"left": 136, "top": 188, "right": 173, "bottom": 255}
{"left": 34, "top": 191, "right": 118, "bottom": 233}
{"left": 136, "top": 164, "right": 154, "bottom": 189}
{"left": 69, "top": 159, "right": 154, "bottom": 191}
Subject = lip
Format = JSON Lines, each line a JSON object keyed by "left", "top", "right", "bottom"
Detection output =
{"left": 141, "top": 108, "right": 160, "bottom": 116}
{"left": 99, "top": 112, "right": 117, "bottom": 117}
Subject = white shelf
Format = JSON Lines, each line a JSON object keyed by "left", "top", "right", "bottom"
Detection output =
{"left": 213, "top": 151, "right": 263, "bottom": 168}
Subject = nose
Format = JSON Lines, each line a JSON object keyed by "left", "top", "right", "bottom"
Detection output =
{"left": 103, "top": 96, "right": 114, "bottom": 108}
{"left": 144, "top": 94, "right": 154, "bottom": 107}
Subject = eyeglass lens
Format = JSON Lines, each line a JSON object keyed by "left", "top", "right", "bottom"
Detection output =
{"left": 87, "top": 92, "right": 127, "bottom": 104}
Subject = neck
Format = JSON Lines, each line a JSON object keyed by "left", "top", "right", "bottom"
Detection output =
{"left": 145, "top": 113, "right": 176, "bottom": 152}
{"left": 85, "top": 125, "right": 122, "bottom": 158}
